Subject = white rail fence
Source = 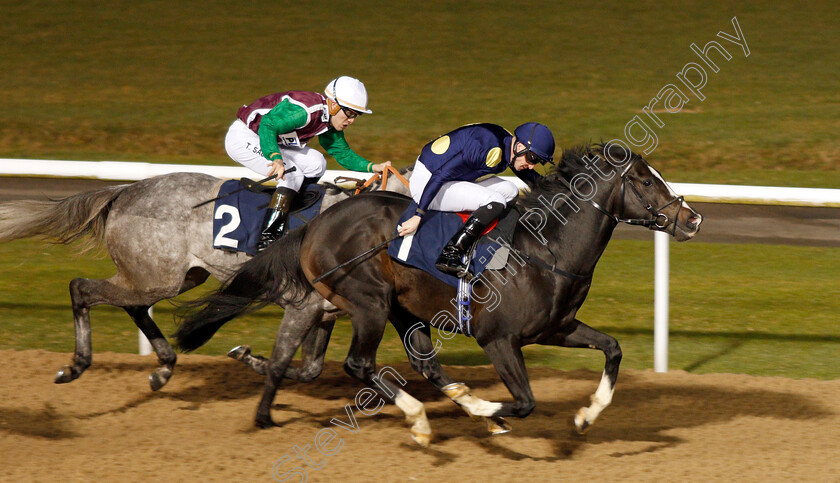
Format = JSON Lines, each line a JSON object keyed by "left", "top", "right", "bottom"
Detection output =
{"left": 2, "top": 159, "right": 839, "bottom": 369}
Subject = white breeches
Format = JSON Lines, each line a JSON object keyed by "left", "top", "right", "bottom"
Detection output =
{"left": 409, "top": 159, "right": 519, "bottom": 212}
{"left": 224, "top": 120, "right": 327, "bottom": 191}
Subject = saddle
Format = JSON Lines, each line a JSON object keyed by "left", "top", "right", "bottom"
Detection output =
{"left": 212, "top": 179, "right": 326, "bottom": 255}
{"left": 387, "top": 202, "right": 518, "bottom": 288}
{"left": 237, "top": 177, "right": 323, "bottom": 213}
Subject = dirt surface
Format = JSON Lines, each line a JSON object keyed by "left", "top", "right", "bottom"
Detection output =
{"left": 1, "top": 350, "right": 837, "bottom": 482}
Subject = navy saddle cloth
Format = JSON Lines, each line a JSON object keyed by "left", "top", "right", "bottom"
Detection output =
{"left": 387, "top": 202, "right": 518, "bottom": 287}
{"left": 212, "top": 179, "right": 326, "bottom": 255}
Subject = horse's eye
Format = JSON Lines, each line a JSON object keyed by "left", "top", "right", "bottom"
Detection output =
{"left": 643, "top": 180, "right": 652, "bottom": 187}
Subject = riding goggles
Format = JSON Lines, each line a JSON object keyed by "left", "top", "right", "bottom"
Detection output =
{"left": 341, "top": 106, "right": 363, "bottom": 119}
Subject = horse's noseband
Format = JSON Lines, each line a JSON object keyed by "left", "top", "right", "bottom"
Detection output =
{"left": 654, "top": 213, "right": 671, "bottom": 230}
{"left": 561, "top": 156, "right": 684, "bottom": 235}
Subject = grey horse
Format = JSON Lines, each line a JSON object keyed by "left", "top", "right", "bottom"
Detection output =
{"left": 0, "top": 169, "right": 411, "bottom": 390}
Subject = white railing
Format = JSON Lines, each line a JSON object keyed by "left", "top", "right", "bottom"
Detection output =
{"left": 2, "top": 159, "right": 839, "bottom": 366}
{"left": 3, "top": 158, "right": 840, "bottom": 206}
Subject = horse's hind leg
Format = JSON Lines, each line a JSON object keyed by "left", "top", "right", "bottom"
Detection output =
{"left": 390, "top": 308, "right": 510, "bottom": 435}
{"left": 54, "top": 277, "right": 98, "bottom": 384}
{"left": 124, "top": 305, "right": 176, "bottom": 390}
{"left": 476, "top": 337, "right": 536, "bottom": 420}
{"left": 56, "top": 275, "right": 182, "bottom": 388}
{"left": 342, "top": 309, "right": 433, "bottom": 447}
{"left": 58, "top": 276, "right": 142, "bottom": 384}
{"left": 539, "top": 319, "right": 622, "bottom": 433}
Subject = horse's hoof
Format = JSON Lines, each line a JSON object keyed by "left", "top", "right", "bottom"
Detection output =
{"left": 574, "top": 409, "right": 591, "bottom": 434}
{"left": 410, "top": 429, "right": 432, "bottom": 448}
{"left": 149, "top": 368, "right": 172, "bottom": 391}
{"left": 255, "top": 415, "right": 276, "bottom": 429}
{"left": 228, "top": 345, "right": 251, "bottom": 361}
{"left": 54, "top": 366, "right": 75, "bottom": 384}
{"left": 486, "top": 416, "right": 512, "bottom": 435}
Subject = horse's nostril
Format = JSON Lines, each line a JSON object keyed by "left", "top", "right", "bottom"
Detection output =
{"left": 687, "top": 214, "right": 702, "bottom": 226}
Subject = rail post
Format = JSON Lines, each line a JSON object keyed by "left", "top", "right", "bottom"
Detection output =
{"left": 654, "top": 230, "right": 669, "bottom": 372}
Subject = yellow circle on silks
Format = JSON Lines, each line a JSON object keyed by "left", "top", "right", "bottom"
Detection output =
{"left": 431, "top": 135, "right": 450, "bottom": 154}
{"left": 485, "top": 147, "right": 502, "bottom": 167}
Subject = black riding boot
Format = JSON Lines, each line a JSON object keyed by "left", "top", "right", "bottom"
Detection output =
{"left": 435, "top": 201, "right": 506, "bottom": 278}
{"left": 256, "top": 187, "right": 296, "bottom": 252}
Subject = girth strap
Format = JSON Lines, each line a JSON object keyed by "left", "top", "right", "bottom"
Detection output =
{"left": 506, "top": 245, "right": 591, "bottom": 281}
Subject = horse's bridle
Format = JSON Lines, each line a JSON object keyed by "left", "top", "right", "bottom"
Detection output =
{"left": 561, "top": 156, "right": 685, "bottom": 236}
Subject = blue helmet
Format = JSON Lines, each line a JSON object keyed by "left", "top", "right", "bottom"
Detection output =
{"left": 513, "top": 122, "right": 555, "bottom": 165}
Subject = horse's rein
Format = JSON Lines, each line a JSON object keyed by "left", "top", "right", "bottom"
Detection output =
{"left": 311, "top": 166, "right": 411, "bottom": 285}
{"left": 350, "top": 165, "right": 410, "bottom": 195}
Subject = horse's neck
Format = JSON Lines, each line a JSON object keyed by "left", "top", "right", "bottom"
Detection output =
{"left": 375, "top": 168, "right": 413, "bottom": 196}
{"left": 555, "top": 209, "right": 616, "bottom": 276}
{"left": 321, "top": 190, "right": 351, "bottom": 213}
{"left": 517, "top": 182, "right": 619, "bottom": 277}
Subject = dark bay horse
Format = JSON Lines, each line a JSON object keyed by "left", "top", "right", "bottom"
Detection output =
{"left": 0, "top": 169, "right": 411, "bottom": 390}
{"left": 175, "top": 144, "right": 701, "bottom": 444}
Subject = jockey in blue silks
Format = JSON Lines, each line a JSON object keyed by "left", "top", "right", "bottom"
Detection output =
{"left": 398, "top": 122, "right": 556, "bottom": 278}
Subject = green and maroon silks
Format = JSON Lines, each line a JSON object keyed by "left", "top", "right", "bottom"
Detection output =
{"left": 237, "top": 91, "right": 331, "bottom": 144}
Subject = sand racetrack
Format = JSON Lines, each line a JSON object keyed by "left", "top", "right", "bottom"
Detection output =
{"left": 1, "top": 349, "right": 838, "bottom": 482}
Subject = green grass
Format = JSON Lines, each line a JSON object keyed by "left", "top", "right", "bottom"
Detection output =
{"left": 1, "top": 1, "right": 838, "bottom": 187}
{"left": 1, "top": 238, "right": 837, "bottom": 379}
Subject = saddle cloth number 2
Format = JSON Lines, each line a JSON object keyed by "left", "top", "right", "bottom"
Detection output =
{"left": 214, "top": 204, "right": 241, "bottom": 249}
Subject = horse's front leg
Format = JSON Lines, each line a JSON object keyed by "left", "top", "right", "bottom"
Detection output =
{"left": 254, "top": 309, "right": 319, "bottom": 428}
{"left": 124, "top": 305, "right": 176, "bottom": 391}
{"left": 285, "top": 315, "right": 336, "bottom": 382}
{"left": 229, "top": 301, "right": 337, "bottom": 381}
{"left": 538, "top": 318, "right": 622, "bottom": 433}
{"left": 227, "top": 345, "right": 268, "bottom": 375}
{"left": 228, "top": 319, "right": 336, "bottom": 380}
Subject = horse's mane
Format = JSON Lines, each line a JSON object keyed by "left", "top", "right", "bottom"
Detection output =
{"left": 520, "top": 142, "right": 638, "bottom": 210}
{"left": 321, "top": 182, "right": 356, "bottom": 196}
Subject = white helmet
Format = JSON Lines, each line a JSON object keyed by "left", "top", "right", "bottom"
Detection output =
{"left": 324, "top": 76, "right": 372, "bottom": 114}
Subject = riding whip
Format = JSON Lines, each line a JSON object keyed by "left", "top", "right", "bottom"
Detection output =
{"left": 311, "top": 234, "right": 401, "bottom": 284}
{"left": 192, "top": 167, "right": 297, "bottom": 209}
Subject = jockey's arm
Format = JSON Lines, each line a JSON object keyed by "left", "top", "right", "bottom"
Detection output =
{"left": 318, "top": 130, "right": 381, "bottom": 173}
{"left": 416, "top": 148, "right": 478, "bottom": 215}
{"left": 397, "top": 163, "right": 450, "bottom": 236}
{"left": 510, "top": 164, "right": 541, "bottom": 188}
{"left": 416, "top": 173, "right": 446, "bottom": 216}
{"left": 257, "top": 100, "right": 308, "bottom": 165}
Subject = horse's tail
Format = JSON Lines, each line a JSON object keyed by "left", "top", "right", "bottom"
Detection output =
{"left": 174, "top": 224, "right": 314, "bottom": 352}
{"left": 0, "top": 184, "right": 128, "bottom": 252}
